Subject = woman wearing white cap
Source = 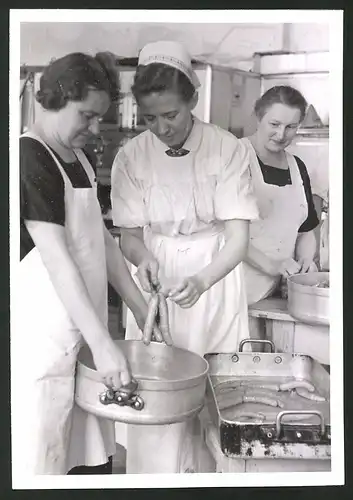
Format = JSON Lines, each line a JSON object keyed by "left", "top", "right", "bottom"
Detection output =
{"left": 111, "top": 41, "right": 258, "bottom": 473}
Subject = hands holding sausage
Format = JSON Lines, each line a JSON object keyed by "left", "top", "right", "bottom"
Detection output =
{"left": 136, "top": 257, "right": 207, "bottom": 345}
{"left": 136, "top": 257, "right": 205, "bottom": 308}
{"left": 163, "top": 276, "right": 206, "bottom": 308}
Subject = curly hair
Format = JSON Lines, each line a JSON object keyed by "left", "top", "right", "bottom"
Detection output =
{"left": 254, "top": 85, "right": 308, "bottom": 122}
{"left": 131, "top": 63, "right": 195, "bottom": 104}
{"left": 36, "top": 52, "right": 120, "bottom": 110}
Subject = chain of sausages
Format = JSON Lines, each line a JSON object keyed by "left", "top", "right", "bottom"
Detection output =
{"left": 143, "top": 292, "right": 173, "bottom": 346}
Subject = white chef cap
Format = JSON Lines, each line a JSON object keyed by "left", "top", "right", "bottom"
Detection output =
{"left": 138, "top": 41, "right": 200, "bottom": 89}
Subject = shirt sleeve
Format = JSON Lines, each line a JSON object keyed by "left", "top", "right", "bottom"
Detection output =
{"left": 214, "top": 137, "right": 259, "bottom": 221}
{"left": 20, "top": 137, "right": 65, "bottom": 226}
{"left": 111, "top": 148, "right": 148, "bottom": 228}
{"left": 296, "top": 156, "right": 320, "bottom": 233}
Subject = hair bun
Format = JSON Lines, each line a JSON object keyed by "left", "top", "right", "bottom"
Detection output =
{"left": 35, "top": 87, "right": 66, "bottom": 110}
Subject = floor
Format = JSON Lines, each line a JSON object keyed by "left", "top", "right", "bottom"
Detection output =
{"left": 112, "top": 444, "right": 127, "bottom": 474}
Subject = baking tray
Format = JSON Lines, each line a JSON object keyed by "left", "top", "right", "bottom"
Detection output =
{"left": 205, "top": 339, "right": 331, "bottom": 460}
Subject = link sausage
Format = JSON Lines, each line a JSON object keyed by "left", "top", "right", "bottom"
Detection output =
{"left": 143, "top": 294, "right": 159, "bottom": 345}
{"left": 279, "top": 379, "right": 315, "bottom": 393}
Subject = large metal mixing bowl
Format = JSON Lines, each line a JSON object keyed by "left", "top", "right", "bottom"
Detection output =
{"left": 75, "top": 340, "right": 209, "bottom": 425}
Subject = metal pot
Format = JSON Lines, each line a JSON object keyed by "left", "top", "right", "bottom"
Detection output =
{"left": 75, "top": 340, "right": 209, "bottom": 425}
{"left": 287, "top": 272, "right": 329, "bottom": 326}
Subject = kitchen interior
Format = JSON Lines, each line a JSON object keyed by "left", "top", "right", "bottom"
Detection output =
{"left": 20, "top": 21, "right": 332, "bottom": 474}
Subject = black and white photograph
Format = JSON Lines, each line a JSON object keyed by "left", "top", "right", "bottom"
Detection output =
{"left": 9, "top": 9, "right": 344, "bottom": 490}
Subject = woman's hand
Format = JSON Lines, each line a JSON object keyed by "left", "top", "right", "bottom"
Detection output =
{"left": 278, "top": 258, "right": 302, "bottom": 278}
{"left": 135, "top": 257, "right": 159, "bottom": 293}
{"left": 297, "top": 258, "right": 318, "bottom": 274}
{"left": 91, "top": 336, "right": 131, "bottom": 390}
{"left": 168, "top": 276, "right": 206, "bottom": 308}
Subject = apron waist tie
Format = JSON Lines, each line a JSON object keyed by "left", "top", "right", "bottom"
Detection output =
{"left": 147, "top": 224, "right": 224, "bottom": 242}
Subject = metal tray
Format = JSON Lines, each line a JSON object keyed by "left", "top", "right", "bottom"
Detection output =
{"left": 205, "top": 339, "right": 331, "bottom": 460}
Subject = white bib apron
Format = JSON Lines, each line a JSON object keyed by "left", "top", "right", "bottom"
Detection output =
{"left": 12, "top": 132, "right": 116, "bottom": 477}
{"left": 117, "top": 157, "right": 250, "bottom": 474}
{"left": 241, "top": 138, "right": 308, "bottom": 306}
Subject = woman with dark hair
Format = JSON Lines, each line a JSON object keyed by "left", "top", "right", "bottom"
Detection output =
{"left": 111, "top": 41, "right": 258, "bottom": 473}
{"left": 241, "top": 85, "right": 320, "bottom": 305}
{"left": 14, "top": 52, "right": 150, "bottom": 476}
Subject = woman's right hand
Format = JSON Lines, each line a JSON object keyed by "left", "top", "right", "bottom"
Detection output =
{"left": 136, "top": 257, "right": 159, "bottom": 293}
{"left": 91, "top": 336, "right": 131, "bottom": 389}
{"left": 278, "top": 258, "right": 302, "bottom": 278}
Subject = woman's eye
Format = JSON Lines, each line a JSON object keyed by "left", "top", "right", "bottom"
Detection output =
{"left": 270, "top": 122, "right": 279, "bottom": 127}
{"left": 166, "top": 114, "right": 178, "bottom": 120}
{"left": 144, "top": 116, "right": 155, "bottom": 123}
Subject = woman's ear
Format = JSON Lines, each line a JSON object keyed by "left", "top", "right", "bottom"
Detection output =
{"left": 189, "top": 91, "right": 199, "bottom": 111}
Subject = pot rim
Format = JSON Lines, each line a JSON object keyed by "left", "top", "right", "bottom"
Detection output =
{"left": 76, "top": 340, "right": 210, "bottom": 391}
{"left": 287, "top": 272, "right": 330, "bottom": 296}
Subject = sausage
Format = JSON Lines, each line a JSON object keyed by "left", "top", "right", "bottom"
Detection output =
{"left": 151, "top": 324, "right": 164, "bottom": 343}
{"left": 296, "top": 387, "right": 326, "bottom": 402}
{"left": 243, "top": 394, "right": 285, "bottom": 408}
{"left": 233, "top": 411, "right": 265, "bottom": 421}
{"left": 243, "top": 388, "right": 284, "bottom": 401}
{"left": 157, "top": 293, "right": 173, "bottom": 346}
{"left": 217, "top": 395, "right": 244, "bottom": 411}
{"left": 143, "top": 294, "right": 159, "bottom": 345}
{"left": 214, "top": 380, "right": 243, "bottom": 393}
{"left": 240, "top": 382, "right": 280, "bottom": 392}
{"left": 279, "top": 379, "right": 315, "bottom": 393}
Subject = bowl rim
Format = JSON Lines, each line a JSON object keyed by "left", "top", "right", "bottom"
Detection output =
{"left": 287, "top": 271, "right": 330, "bottom": 295}
{"left": 76, "top": 340, "right": 210, "bottom": 390}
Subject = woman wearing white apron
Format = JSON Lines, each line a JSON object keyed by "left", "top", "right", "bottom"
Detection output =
{"left": 240, "top": 86, "right": 320, "bottom": 306}
{"left": 111, "top": 41, "right": 258, "bottom": 473}
{"left": 12, "top": 52, "right": 149, "bottom": 478}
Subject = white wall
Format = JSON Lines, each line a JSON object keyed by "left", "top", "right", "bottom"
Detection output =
{"left": 287, "top": 23, "right": 329, "bottom": 52}
{"left": 20, "top": 22, "right": 329, "bottom": 67}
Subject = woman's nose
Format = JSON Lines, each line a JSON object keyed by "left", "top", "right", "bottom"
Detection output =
{"left": 156, "top": 118, "right": 169, "bottom": 136}
{"left": 276, "top": 127, "right": 286, "bottom": 141}
{"left": 89, "top": 117, "right": 100, "bottom": 136}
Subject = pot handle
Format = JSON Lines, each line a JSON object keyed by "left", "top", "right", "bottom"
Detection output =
{"left": 238, "top": 338, "right": 275, "bottom": 353}
{"left": 276, "top": 410, "right": 325, "bottom": 438}
{"left": 99, "top": 378, "right": 145, "bottom": 411}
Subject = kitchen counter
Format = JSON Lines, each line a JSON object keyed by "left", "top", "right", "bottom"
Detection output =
{"left": 248, "top": 298, "right": 330, "bottom": 365}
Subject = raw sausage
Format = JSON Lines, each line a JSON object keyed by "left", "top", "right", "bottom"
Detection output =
{"left": 279, "top": 379, "right": 315, "bottom": 393}
{"left": 233, "top": 412, "right": 265, "bottom": 421}
{"left": 296, "top": 387, "right": 326, "bottom": 402}
{"left": 214, "top": 380, "right": 242, "bottom": 393}
{"left": 217, "top": 395, "right": 244, "bottom": 411}
{"left": 151, "top": 324, "right": 164, "bottom": 343}
{"left": 157, "top": 292, "right": 173, "bottom": 346}
{"left": 243, "top": 394, "right": 284, "bottom": 408}
{"left": 143, "top": 294, "right": 159, "bottom": 345}
{"left": 240, "top": 382, "right": 280, "bottom": 392}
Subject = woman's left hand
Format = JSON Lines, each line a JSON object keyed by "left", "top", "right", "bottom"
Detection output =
{"left": 297, "top": 258, "right": 318, "bottom": 274}
{"left": 168, "top": 276, "right": 205, "bottom": 308}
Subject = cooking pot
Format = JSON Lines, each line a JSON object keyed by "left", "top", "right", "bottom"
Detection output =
{"left": 287, "top": 272, "right": 329, "bottom": 326}
{"left": 75, "top": 340, "right": 209, "bottom": 425}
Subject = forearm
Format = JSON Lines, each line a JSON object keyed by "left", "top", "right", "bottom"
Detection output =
{"left": 195, "top": 220, "right": 249, "bottom": 291}
{"left": 104, "top": 228, "right": 148, "bottom": 318}
{"left": 295, "top": 230, "right": 317, "bottom": 262}
{"left": 245, "top": 243, "right": 279, "bottom": 277}
{"left": 119, "top": 228, "right": 153, "bottom": 267}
